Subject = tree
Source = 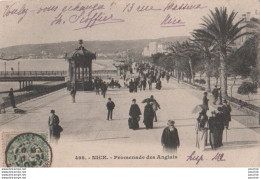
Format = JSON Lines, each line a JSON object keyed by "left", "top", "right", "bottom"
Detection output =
{"left": 190, "top": 31, "right": 216, "bottom": 91}
{"left": 168, "top": 41, "right": 199, "bottom": 84}
{"left": 237, "top": 82, "right": 257, "bottom": 101}
{"left": 195, "top": 7, "right": 249, "bottom": 98}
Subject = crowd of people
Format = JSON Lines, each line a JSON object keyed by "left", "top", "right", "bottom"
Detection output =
{"left": 125, "top": 63, "right": 171, "bottom": 93}
{"left": 196, "top": 98, "right": 232, "bottom": 150}
{"left": 1, "top": 62, "right": 235, "bottom": 153}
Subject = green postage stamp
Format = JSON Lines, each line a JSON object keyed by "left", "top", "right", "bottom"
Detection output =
{"left": 2, "top": 132, "right": 52, "bottom": 167}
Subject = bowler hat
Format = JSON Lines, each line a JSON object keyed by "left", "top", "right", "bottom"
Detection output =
{"left": 167, "top": 120, "right": 175, "bottom": 126}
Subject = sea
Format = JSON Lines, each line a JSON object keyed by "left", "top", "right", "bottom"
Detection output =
{"left": 0, "top": 59, "right": 115, "bottom": 93}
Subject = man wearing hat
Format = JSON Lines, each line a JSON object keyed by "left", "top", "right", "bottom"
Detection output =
{"left": 212, "top": 85, "right": 220, "bottom": 105}
{"left": 202, "top": 92, "right": 209, "bottom": 110}
{"left": 106, "top": 98, "right": 115, "bottom": 120}
{"left": 222, "top": 99, "right": 232, "bottom": 129}
{"left": 48, "top": 109, "right": 61, "bottom": 143}
{"left": 215, "top": 107, "right": 225, "bottom": 147}
{"left": 161, "top": 120, "right": 180, "bottom": 153}
{"left": 150, "top": 95, "right": 160, "bottom": 122}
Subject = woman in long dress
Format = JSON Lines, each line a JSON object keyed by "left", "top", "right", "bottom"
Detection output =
{"left": 129, "top": 99, "right": 142, "bottom": 130}
{"left": 195, "top": 109, "right": 209, "bottom": 150}
{"left": 143, "top": 101, "right": 154, "bottom": 129}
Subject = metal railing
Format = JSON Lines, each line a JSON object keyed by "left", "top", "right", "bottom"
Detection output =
{"left": 0, "top": 70, "right": 117, "bottom": 77}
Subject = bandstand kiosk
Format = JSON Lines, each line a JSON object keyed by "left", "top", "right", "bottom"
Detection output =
{"left": 66, "top": 40, "right": 96, "bottom": 91}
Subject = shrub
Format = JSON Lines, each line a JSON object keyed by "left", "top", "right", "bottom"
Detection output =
{"left": 237, "top": 82, "right": 257, "bottom": 100}
{"left": 195, "top": 79, "right": 206, "bottom": 84}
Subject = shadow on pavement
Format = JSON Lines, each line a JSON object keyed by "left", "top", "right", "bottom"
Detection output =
{"left": 218, "top": 140, "right": 260, "bottom": 151}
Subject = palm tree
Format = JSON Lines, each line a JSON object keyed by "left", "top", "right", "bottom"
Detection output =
{"left": 195, "top": 7, "right": 249, "bottom": 98}
{"left": 168, "top": 41, "right": 198, "bottom": 84}
{"left": 191, "top": 31, "right": 216, "bottom": 92}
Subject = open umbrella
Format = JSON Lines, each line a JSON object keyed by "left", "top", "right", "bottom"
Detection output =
{"left": 192, "top": 104, "right": 208, "bottom": 114}
{"left": 142, "top": 98, "right": 155, "bottom": 103}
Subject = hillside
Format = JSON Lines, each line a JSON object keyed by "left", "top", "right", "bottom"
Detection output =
{"left": 0, "top": 36, "right": 188, "bottom": 59}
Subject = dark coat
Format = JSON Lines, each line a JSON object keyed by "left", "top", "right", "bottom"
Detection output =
{"left": 212, "top": 88, "right": 219, "bottom": 98}
{"left": 203, "top": 96, "right": 209, "bottom": 109}
{"left": 106, "top": 101, "right": 115, "bottom": 110}
{"left": 222, "top": 104, "right": 232, "bottom": 122}
{"left": 208, "top": 116, "right": 218, "bottom": 132}
{"left": 143, "top": 104, "right": 154, "bottom": 128}
{"left": 161, "top": 127, "right": 180, "bottom": 148}
{"left": 52, "top": 125, "right": 63, "bottom": 138}
{"left": 129, "top": 104, "right": 141, "bottom": 118}
{"left": 216, "top": 112, "right": 225, "bottom": 130}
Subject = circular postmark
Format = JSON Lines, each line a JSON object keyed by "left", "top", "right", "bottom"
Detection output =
{"left": 5, "top": 133, "right": 52, "bottom": 167}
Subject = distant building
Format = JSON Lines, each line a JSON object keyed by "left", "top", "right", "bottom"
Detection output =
{"left": 235, "top": 11, "right": 259, "bottom": 48}
{"left": 142, "top": 42, "right": 169, "bottom": 57}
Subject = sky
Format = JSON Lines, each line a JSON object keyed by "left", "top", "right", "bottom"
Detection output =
{"left": 0, "top": 0, "right": 259, "bottom": 48}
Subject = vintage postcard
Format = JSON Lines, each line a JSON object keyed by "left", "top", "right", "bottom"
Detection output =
{"left": 0, "top": 0, "right": 259, "bottom": 167}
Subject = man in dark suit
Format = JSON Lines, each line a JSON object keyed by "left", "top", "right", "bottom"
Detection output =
{"left": 222, "top": 99, "right": 232, "bottom": 129}
{"left": 216, "top": 107, "right": 225, "bottom": 147}
{"left": 106, "top": 98, "right": 115, "bottom": 120}
{"left": 161, "top": 120, "right": 180, "bottom": 153}
{"left": 203, "top": 92, "right": 209, "bottom": 110}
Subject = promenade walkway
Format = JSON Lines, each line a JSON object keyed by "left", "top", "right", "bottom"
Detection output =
{"left": 0, "top": 78, "right": 259, "bottom": 167}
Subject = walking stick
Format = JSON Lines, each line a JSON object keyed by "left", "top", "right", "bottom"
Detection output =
{"left": 196, "top": 132, "right": 199, "bottom": 148}
{"left": 226, "top": 127, "right": 228, "bottom": 143}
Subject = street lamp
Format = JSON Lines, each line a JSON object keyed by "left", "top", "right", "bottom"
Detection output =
{"left": 18, "top": 61, "right": 20, "bottom": 75}
{"left": 4, "top": 62, "right": 6, "bottom": 76}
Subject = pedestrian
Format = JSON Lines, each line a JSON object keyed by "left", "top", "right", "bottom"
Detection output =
{"left": 143, "top": 101, "right": 154, "bottom": 129}
{"left": 202, "top": 92, "right": 209, "bottom": 110}
{"left": 94, "top": 77, "right": 98, "bottom": 95}
{"left": 70, "top": 87, "right": 76, "bottom": 103}
{"left": 150, "top": 95, "right": 160, "bottom": 122}
{"left": 106, "top": 98, "right": 115, "bottom": 120}
{"left": 123, "top": 73, "right": 126, "bottom": 81}
{"left": 129, "top": 99, "right": 142, "bottom": 130}
{"left": 212, "top": 85, "right": 219, "bottom": 105}
{"left": 166, "top": 73, "right": 170, "bottom": 83}
{"left": 195, "top": 109, "right": 209, "bottom": 150}
{"left": 143, "top": 77, "right": 147, "bottom": 91}
{"left": 208, "top": 111, "right": 217, "bottom": 150}
{"left": 0, "top": 95, "right": 6, "bottom": 114}
{"left": 215, "top": 107, "right": 225, "bottom": 147}
{"left": 129, "top": 79, "right": 134, "bottom": 93}
{"left": 156, "top": 79, "right": 162, "bottom": 90}
{"left": 148, "top": 78, "right": 152, "bottom": 90}
{"left": 101, "top": 82, "right": 107, "bottom": 98}
{"left": 222, "top": 99, "right": 232, "bottom": 129}
{"left": 8, "top": 88, "right": 16, "bottom": 108}
{"left": 161, "top": 120, "right": 180, "bottom": 153}
{"left": 110, "top": 78, "right": 115, "bottom": 89}
{"left": 48, "top": 110, "right": 63, "bottom": 144}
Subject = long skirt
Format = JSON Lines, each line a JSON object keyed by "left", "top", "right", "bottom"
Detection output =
{"left": 209, "top": 131, "right": 216, "bottom": 149}
{"left": 163, "top": 146, "right": 177, "bottom": 153}
{"left": 129, "top": 117, "right": 139, "bottom": 130}
{"left": 196, "top": 129, "right": 208, "bottom": 150}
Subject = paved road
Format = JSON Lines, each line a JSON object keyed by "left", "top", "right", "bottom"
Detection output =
{"left": 0, "top": 78, "right": 259, "bottom": 167}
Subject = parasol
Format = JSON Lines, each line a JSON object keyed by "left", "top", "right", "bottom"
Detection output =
{"left": 142, "top": 98, "right": 157, "bottom": 103}
{"left": 192, "top": 104, "right": 208, "bottom": 114}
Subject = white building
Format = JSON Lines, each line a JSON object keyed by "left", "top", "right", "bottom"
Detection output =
{"left": 142, "top": 42, "right": 169, "bottom": 57}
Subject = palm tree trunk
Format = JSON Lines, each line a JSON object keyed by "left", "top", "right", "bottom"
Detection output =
{"left": 188, "top": 59, "right": 195, "bottom": 85}
{"left": 205, "top": 60, "right": 211, "bottom": 92}
{"left": 220, "top": 53, "right": 228, "bottom": 98}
